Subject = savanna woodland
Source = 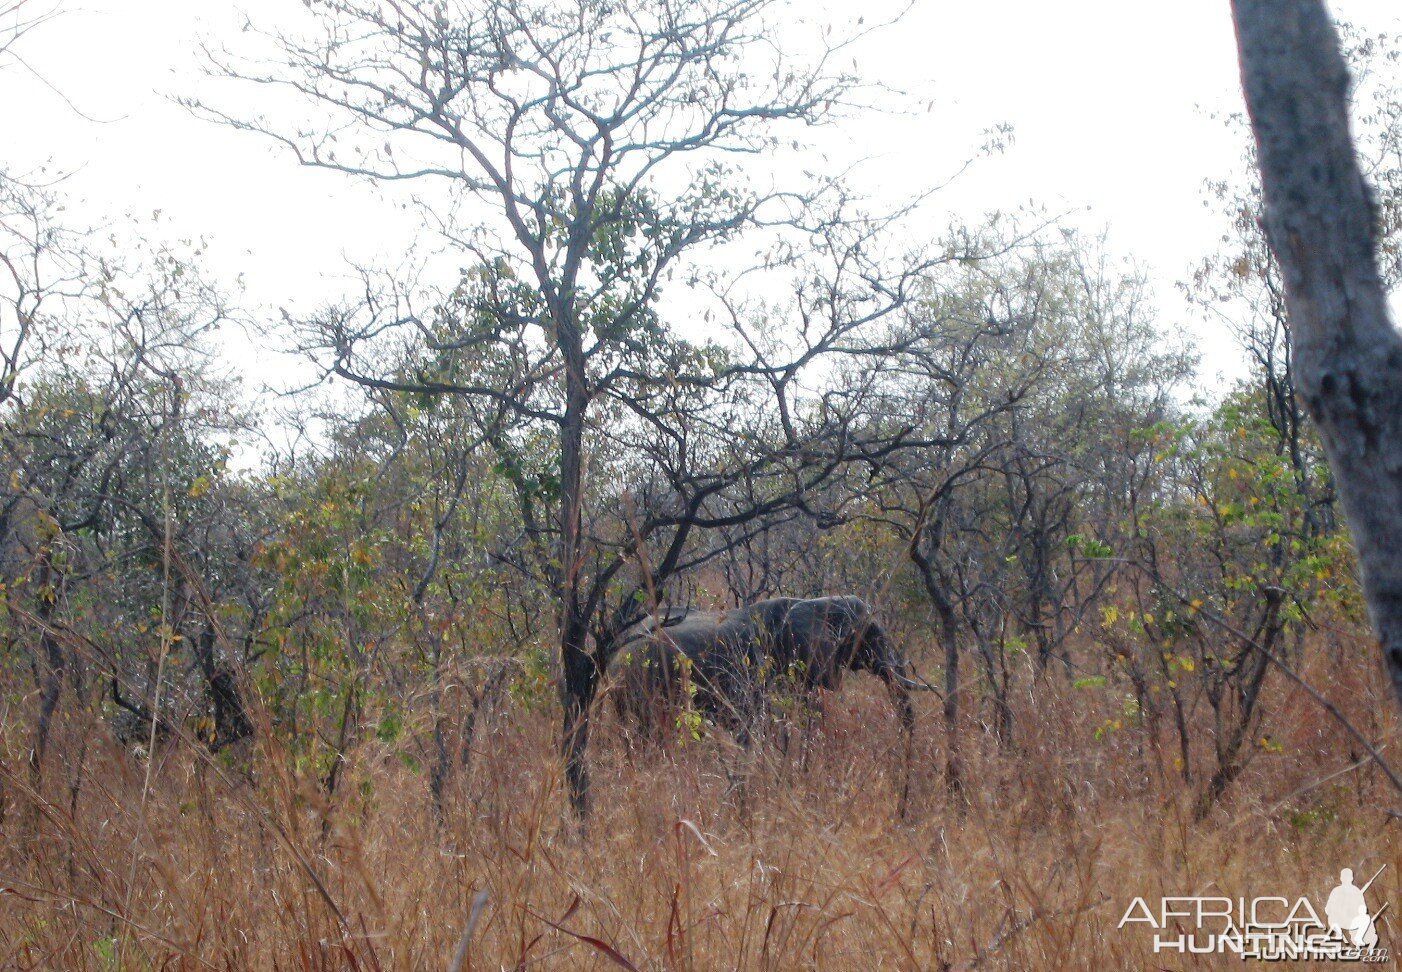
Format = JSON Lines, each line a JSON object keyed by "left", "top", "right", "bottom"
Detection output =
{"left": 2, "top": 0, "right": 1402, "bottom": 968}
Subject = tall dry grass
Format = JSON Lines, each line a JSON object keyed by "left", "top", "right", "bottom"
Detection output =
{"left": 1, "top": 640, "right": 1398, "bottom": 971}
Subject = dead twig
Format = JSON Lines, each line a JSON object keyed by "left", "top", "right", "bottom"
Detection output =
{"left": 448, "top": 889, "right": 490, "bottom": 972}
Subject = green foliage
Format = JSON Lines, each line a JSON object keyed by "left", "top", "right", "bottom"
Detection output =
{"left": 673, "top": 655, "right": 705, "bottom": 744}
{"left": 90, "top": 936, "right": 120, "bottom": 972}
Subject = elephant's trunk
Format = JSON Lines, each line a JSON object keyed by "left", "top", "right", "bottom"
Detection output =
{"left": 873, "top": 652, "right": 919, "bottom": 732}
{"left": 889, "top": 677, "right": 916, "bottom": 733}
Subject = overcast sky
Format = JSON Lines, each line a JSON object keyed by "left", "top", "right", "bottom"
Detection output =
{"left": 2, "top": 0, "right": 1399, "bottom": 398}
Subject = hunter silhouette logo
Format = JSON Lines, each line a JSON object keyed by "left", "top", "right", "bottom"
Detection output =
{"left": 1118, "top": 865, "right": 1390, "bottom": 961}
{"left": 1325, "top": 869, "right": 1382, "bottom": 952}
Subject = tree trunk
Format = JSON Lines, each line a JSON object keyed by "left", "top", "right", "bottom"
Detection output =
{"left": 939, "top": 604, "right": 964, "bottom": 802}
{"left": 1196, "top": 591, "right": 1281, "bottom": 819}
{"left": 31, "top": 627, "right": 64, "bottom": 786}
{"left": 1232, "top": 0, "right": 1402, "bottom": 707}
{"left": 192, "top": 621, "right": 251, "bottom": 749}
{"left": 320, "top": 684, "right": 358, "bottom": 841}
{"left": 556, "top": 322, "right": 595, "bottom": 819}
{"left": 29, "top": 562, "right": 63, "bottom": 791}
{"left": 1170, "top": 687, "right": 1192, "bottom": 785}
{"left": 1027, "top": 534, "right": 1056, "bottom": 672}
{"left": 974, "top": 630, "right": 1014, "bottom": 748}
{"left": 560, "top": 611, "right": 595, "bottom": 820}
{"left": 880, "top": 670, "right": 916, "bottom": 818}
{"left": 910, "top": 528, "right": 965, "bottom": 804}
{"left": 429, "top": 639, "right": 451, "bottom": 820}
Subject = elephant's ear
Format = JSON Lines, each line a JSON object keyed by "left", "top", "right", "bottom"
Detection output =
{"left": 834, "top": 596, "right": 869, "bottom": 636}
{"left": 847, "top": 598, "right": 888, "bottom": 658}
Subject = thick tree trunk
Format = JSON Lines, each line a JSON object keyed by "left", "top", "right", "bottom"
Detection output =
{"left": 560, "top": 612, "right": 595, "bottom": 819}
{"left": 557, "top": 326, "right": 596, "bottom": 819}
{"left": 191, "top": 622, "right": 251, "bottom": 749}
{"left": 1232, "top": 0, "right": 1402, "bottom": 706}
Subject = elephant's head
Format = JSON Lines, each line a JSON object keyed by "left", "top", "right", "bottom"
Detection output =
{"left": 779, "top": 596, "right": 933, "bottom": 731}
{"left": 826, "top": 596, "right": 934, "bottom": 732}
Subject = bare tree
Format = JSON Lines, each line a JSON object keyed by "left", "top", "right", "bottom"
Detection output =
{"left": 1231, "top": 0, "right": 1402, "bottom": 707}
{"left": 862, "top": 253, "right": 1045, "bottom": 798}
{"left": 197, "top": 0, "right": 949, "bottom": 817}
{"left": 1, "top": 238, "right": 235, "bottom": 803}
{"left": 0, "top": 1, "right": 50, "bottom": 65}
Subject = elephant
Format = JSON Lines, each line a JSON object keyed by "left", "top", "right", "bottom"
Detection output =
{"left": 611, "top": 605, "right": 770, "bottom": 744}
{"left": 611, "top": 595, "right": 932, "bottom": 748}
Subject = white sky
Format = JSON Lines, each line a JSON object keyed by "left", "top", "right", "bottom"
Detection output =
{"left": 2, "top": 0, "right": 1400, "bottom": 400}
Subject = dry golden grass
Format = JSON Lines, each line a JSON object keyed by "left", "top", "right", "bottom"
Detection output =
{"left": 2, "top": 646, "right": 1399, "bottom": 971}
